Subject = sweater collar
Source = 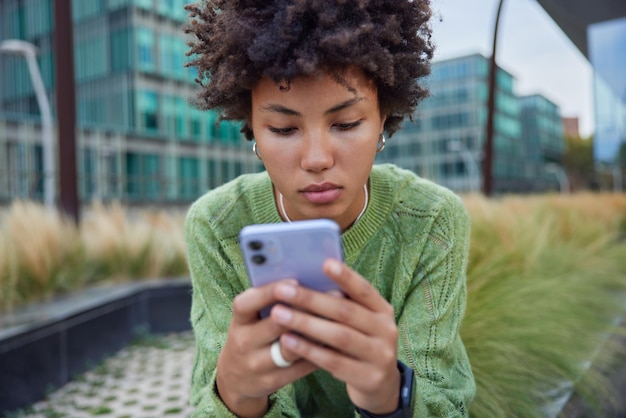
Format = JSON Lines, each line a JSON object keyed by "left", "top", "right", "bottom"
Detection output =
{"left": 249, "top": 166, "right": 395, "bottom": 256}
{"left": 342, "top": 166, "right": 394, "bottom": 257}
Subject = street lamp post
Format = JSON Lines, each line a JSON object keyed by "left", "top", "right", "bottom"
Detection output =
{"left": 448, "top": 140, "right": 480, "bottom": 193}
{"left": 545, "top": 163, "right": 569, "bottom": 194}
{"left": 483, "top": 0, "right": 506, "bottom": 196}
{"left": 0, "top": 39, "right": 55, "bottom": 209}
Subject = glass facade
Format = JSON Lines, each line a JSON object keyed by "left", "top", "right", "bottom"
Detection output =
{"left": 376, "top": 54, "right": 563, "bottom": 194}
{"left": 589, "top": 17, "right": 626, "bottom": 169}
{"left": 0, "top": 0, "right": 262, "bottom": 204}
{"left": 519, "top": 94, "right": 565, "bottom": 191}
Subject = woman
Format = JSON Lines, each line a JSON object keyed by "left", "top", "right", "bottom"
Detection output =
{"left": 184, "top": 1, "right": 475, "bottom": 417}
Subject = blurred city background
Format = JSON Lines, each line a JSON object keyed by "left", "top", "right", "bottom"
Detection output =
{"left": 0, "top": 0, "right": 624, "bottom": 211}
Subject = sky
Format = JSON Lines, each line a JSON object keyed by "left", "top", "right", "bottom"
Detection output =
{"left": 430, "top": 0, "right": 594, "bottom": 136}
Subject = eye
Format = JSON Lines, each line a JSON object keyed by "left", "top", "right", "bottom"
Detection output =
{"left": 268, "top": 126, "right": 297, "bottom": 136}
{"left": 334, "top": 120, "right": 362, "bottom": 131}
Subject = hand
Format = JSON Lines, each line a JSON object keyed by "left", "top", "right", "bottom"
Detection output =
{"left": 216, "top": 279, "right": 318, "bottom": 418}
{"left": 269, "top": 259, "right": 401, "bottom": 415}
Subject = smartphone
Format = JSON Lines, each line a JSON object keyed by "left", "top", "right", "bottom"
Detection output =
{"left": 239, "top": 219, "right": 344, "bottom": 317}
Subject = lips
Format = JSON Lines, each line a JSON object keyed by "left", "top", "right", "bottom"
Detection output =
{"left": 300, "top": 183, "right": 342, "bottom": 204}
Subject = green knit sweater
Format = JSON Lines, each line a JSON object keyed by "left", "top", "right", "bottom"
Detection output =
{"left": 185, "top": 164, "right": 475, "bottom": 417}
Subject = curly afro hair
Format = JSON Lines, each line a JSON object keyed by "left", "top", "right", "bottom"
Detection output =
{"left": 185, "top": 0, "right": 434, "bottom": 139}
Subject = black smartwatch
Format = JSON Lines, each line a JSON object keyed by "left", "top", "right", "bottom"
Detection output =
{"left": 355, "top": 360, "right": 414, "bottom": 418}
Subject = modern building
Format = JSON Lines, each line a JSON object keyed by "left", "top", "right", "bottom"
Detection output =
{"left": 0, "top": 0, "right": 262, "bottom": 205}
{"left": 519, "top": 94, "right": 566, "bottom": 191}
{"left": 536, "top": 0, "right": 626, "bottom": 188}
{"left": 562, "top": 117, "right": 581, "bottom": 138}
{"left": 588, "top": 17, "right": 626, "bottom": 169}
{"left": 1, "top": 2, "right": 570, "bottom": 204}
{"left": 376, "top": 54, "right": 564, "bottom": 194}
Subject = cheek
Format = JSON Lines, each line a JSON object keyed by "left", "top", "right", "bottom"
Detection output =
{"left": 259, "top": 141, "right": 300, "bottom": 164}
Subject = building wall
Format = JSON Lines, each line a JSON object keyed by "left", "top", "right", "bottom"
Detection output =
{"left": 519, "top": 94, "right": 566, "bottom": 191}
{"left": 1, "top": 3, "right": 567, "bottom": 202}
{"left": 589, "top": 16, "right": 626, "bottom": 173}
{"left": 377, "top": 54, "right": 563, "bottom": 194}
{"left": 0, "top": 0, "right": 263, "bottom": 204}
{"left": 563, "top": 117, "right": 580, "bottom": 138}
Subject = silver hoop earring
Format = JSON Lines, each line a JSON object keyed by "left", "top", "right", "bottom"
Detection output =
{"left": 252, "top": 142, "right": 262, "bottom": 160}
{"left": 376, "top": 134, "right": 386, "bottom": 153}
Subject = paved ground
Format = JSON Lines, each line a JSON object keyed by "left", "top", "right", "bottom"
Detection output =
{"left": 10, "top": 332, "right": 195, "bottom": 418}
{"left": 7, "top": 329, "right": 625, "bottom": 418}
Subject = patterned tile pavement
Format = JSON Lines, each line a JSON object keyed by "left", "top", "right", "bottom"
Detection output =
{"left": 11, "top": 331, "right": 195, "bottom": 418}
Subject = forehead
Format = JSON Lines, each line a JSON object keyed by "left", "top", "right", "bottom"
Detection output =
{"left": 252, "top": 67, "right": 378, "bottom": 105}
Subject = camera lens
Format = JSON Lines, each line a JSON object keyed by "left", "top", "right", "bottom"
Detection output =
{"left": 251, "top": 254, "right": 266, "bottom": 265}
{"left": 249, "top": 240, "right": 263, "bottom": 250}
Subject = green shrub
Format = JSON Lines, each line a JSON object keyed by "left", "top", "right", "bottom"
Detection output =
{"left": 462, "top": 193, "right": 626, "bottom": 417}
{"left": 1, "top": 194, "right": 625, "bottom": 416}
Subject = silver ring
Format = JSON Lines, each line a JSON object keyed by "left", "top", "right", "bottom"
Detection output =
{"left": 270, "top": 341, "right": 293, "bottom": 368}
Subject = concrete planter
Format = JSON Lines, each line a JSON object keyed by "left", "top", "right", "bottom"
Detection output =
{"left": 0, "top": 278, "right": 192, "bottom": 414}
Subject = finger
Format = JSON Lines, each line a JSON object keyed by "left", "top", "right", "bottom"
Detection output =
{"left": 271, "top": 303, "right": 379, "bottom": 360}
{"left": 280, "top": 332, "right": 350, "bottom": 369}
{"left": 272, "top": 281, "right": 395, "bottom": 338}
{"left": 232, "top": 279, "right": 298, "bottom": 324}
{"left": 269, "top": 340, "right": 297, "bottom": 368}
{"left": 323, "top": 259, "right": 392, "bottom": 313}
{"left": 279, "top": 332, "right": 391, "bottom": 391}
{"left": 265, "top": 357, "right": 319, "bottom": 389}
{"left": 276, "top": 304, "right": 365, "bottom": 352}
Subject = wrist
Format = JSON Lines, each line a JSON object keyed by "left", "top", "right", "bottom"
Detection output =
{"left": 216, "top": 373, "right": 268, "bottom": 418}
{"left": 355, "top": 361, "right": 414, "bottom": 418}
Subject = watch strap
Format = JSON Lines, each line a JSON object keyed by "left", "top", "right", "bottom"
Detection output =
{"left": 355, "top": 360, "right": 414, "bottom": 418}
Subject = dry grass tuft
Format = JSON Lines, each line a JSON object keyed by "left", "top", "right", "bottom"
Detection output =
{"left": 0, "top": 200, "right": 188, "bottom": 312}
{"left": 461, "top": 192, "right": 626, "bottom": 418}
{"left": 0, "top": 201, "right": 84, "bottom": 310}
{"left": 1, "top": 193, "right": 625, "bottom": 417}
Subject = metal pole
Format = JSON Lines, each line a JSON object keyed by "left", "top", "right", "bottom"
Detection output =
{"left": 545, "top": 163, "right": 569, "bottom": 194}
{"left": 54, "top": 0, "right": 80, "bottom": 223}
{"left": 483, "top": 0, "right": 506, "bottom": 196}
{"left": 0, "top": 40, "right": 55, "bottom": 209}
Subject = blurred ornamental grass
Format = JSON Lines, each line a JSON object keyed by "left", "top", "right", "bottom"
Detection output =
{"left": 0, "top": 193, "right": 625, "bottom": 417}
{"left": 0, "top": 200, "right": 188, "bottom": 312}
{"left": 462, "top": 192, "right": 626, "bottom": 418}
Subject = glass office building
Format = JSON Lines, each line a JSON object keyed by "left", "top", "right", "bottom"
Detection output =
{"left": 376, "top": 54, "right": 563, "bottom": 194}
{"left": 519, "top": 94, "right": 565, "bottom": 191}
{"left": 0, "top": 0, "right": 262, "bottom": 204}
{"left": 588, "top": 16, "right": 626, "bottom": 169}
{"left": 536, "top": 0, "right": 626, "bottom": 190}
{"left": 1, "top": 4, "right": 566, "bottom": 203}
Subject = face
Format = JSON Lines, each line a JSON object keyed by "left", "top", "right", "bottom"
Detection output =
{"left": 251, "top": 66, "right": 386, "bottom": 230}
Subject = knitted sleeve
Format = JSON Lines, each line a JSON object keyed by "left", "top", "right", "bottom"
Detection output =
{"left": 185, "top": 198, "right": 302, "bottom": 417}
{"left": 396, "top": 193, "right": 476, "bottom": 417}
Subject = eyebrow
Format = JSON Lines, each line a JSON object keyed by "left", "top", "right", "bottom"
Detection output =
{"left": 259, "top": 96, "right": 365, "bottom": 116}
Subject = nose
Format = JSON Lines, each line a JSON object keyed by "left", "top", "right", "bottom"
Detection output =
{"left": 300, "top": 130, "right": 334, "bottom": 173}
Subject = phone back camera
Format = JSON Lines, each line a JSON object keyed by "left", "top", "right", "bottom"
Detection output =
{"left": 248, "top": 240, "right": 263, "bottom": 251}
{"left": 251, "top": 254, "right": 266, "bottom": 265}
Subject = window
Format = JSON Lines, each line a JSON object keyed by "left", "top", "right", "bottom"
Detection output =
{"left": 176, "top": 97, "right": 189, "bottom": 139}
{"left": 137, "top": 90, "right": 159, "bottom": 132}
{"left": 108, "top": 0, "right": 130, "bottom": 10}
{"left": 72, "top": 0, "right": 103, "bottom": 22}
{"left": 111, "top": 27, "right": 132, "bottom": 72}
{"left": 25, "top": 0, "right": 52, "bottom": 37}
{"left": 179, "top": 156, "right": 199, "bottom": 198}
{"left": 125, "top": 152, "right": 161, "bottom": 199}
{"left": 134, "top": 0, "right": 154, "bottom": 10}
{"left": 136, "top": 27, "right": 155, "bottom": 72}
